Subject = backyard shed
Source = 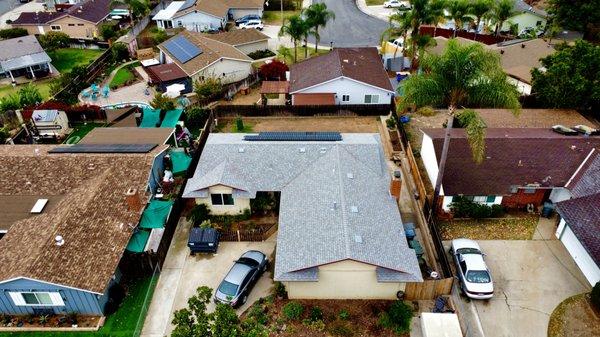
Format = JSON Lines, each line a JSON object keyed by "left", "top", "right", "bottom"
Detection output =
{"left": 31, "top": 110, "right": 71, "bottom": 139}
{"left": 146, "top": 63, "right": 191, "bottom": 94}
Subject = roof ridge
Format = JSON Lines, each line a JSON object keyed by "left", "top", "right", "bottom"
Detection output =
{"left": 334, "top": 146, "right": 351, "bottom": 259}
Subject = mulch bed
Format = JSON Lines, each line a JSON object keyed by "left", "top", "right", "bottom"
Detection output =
{"left": 438, "top": 215, "right": 539, "bottom": 240}
{"left": 548, "top": 293, "right": 600, "bottom": 337}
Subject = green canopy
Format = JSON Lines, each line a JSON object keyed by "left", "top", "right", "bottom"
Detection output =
{"left": 170, "top": 150, "right": 192, "bottom": 175}
{"left": 160, "top": 109, "right": 183, "bottom": 128}
{"left": 126, "top": 230, "right": 150, "bottom": 253}
{"left": 140, "top": 108, "right": 161, "bottom": 128}
{"left": 139, "top": 200, "right": 173, "bottom": 229}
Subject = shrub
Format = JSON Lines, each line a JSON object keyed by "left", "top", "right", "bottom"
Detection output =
{"left": 0, "top": 27, "right": 27, "bottom": 39}
{"left": 303, "top": 319, "right": 325, "bottom": 331}
{"left": 386, "top": 115, "right": 397, "bottom": 129}
{"left": 194, "top": 78, "right": 223, "bottom": 99}
{"left": 188, "top": 204, "right": 211, "bottom": 225}
{"left": 592, "top": 282, "right": 600, "bottom": 310}
{"left": 282, "top": 301, "right": 303, "bottom": 321}
{"left": 111, "top": 42, "right": 130, "bottom": 62}
{"left": 150, "top": 92, "right": 176, "bottom": 112}
{"left": 100, "top": 23, "right": 118, "bottom": 41}
{"left": 490, "top": 204, "right": 504, "bottom": 218}
{"left": 37, "top": 31, "right": 70, "bottom": 51}
{"left": 199, "top": 220, "right": 213, "bottom": 229}
{"left": 449, "top": 196, "right": 505, "bottom": 219}
{"left": 328, "top": 320, "right": 355, "bottom": 336}
{"left": 248, "top": 49, "right": 276, "bottom": 60}
{"left": 338, "top": 309, "right": 350, "bottom": 320}
{"left": 259, "top": 59, "right": 289, "bottom": 80}
{"left": 273, "top": 281, "right": 288, "bottom": 299}
{"left": 416, "top": 106, "right": 436, "bottom": 116}
{"left": 378, "top": 301, "right": 413, "bottom": 335}
{"left": 309, "top": 306, "right": 323, "bottom": 322}
{"left": 246, "top": 303, "right": 269, "bottom": 325}
{"left": 185, "top": 106, "right": 210, "bottom": 126}
{"left": 18, "top": 83, "right": 42, "bottom": 107}
{"left": 235, "top": 117, "right": 244, "bottom": 131}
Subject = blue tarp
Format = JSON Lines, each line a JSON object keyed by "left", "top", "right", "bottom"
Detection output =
{"left": 160, "top": 109, "right": 184, "bottom": 128}
{"left": 139, "top": 108, "right": 161, "bottom": 128}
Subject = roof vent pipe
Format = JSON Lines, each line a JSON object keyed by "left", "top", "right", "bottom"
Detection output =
{"left": 55, "top": 235, "right": 65, "bottom": 246}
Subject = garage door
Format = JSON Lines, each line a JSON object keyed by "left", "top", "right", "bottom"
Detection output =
{"left": 561, "top": 226, "right": 600, "bottom": 286}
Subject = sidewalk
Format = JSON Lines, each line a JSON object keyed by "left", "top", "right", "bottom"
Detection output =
{"left": 355, "top": 0, "right": 394, "bottom": 21}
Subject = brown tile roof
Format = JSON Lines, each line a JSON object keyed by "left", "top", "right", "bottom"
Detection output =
{"left": 80, "top": 127, "right": 174, "bottom": 145}
{"left": 146, "top": 63, "right": 188, "bottom": 82}
{"left": 487, "top": 39, "right": 555, "bottom": 83}
{"left": 203, "top": 28, "right": 269, "bottom": 46}
{"left": 426, "top": 36, "right": 478, "bottom": 57}
{"left": 158, "top": 30, "right": 251, "bottom": 76}
{"left": 289, "top": 47, "right": 394, "bottom": 93}
{"left": 555, "top": 193, "right": 600, "bottom": 266}
{"left": 12, "top": 0, "right": 111, "bottom": 25}
{"left": 475, "top": 109, "right": 595, "bottom": 128}
{"left": 175, "top": 0, "right": 264, "bottom": 19}
{"left": 260, "top": 81, "right": 289, "bottom": 94}
{"left": 294, "top": 93, "right": 335, "bottom": 105}
{"left": 422, "top": 128, "right": 600, "bottom": 195}
{"left": 0, "top": 145, "right": 167, "bottom": 293}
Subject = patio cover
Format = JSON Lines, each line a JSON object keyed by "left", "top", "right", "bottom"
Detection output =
{"left": 170, "top": 150, "right": 192, "bottom": 175}
{"left": 126, "top": 229, "right": 150, "bottom": 253}
{"left": 139, "top": 199, "right": 173, "bottom": 229}
{"left": 1, "top": 52, "right": 51, "bottom": 72}
{"left": 140, "top": 107, "right": 161, "bottom": 128}
{"left": 260, "top": 81, "right": 290, "bottom": 94}
{"left": 160, "top": 109, "right": 183, "bottom": 128}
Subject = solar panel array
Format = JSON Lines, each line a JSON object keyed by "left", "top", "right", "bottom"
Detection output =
{"left": 48, "top": 144, "right": 157, "bottom": 154}
{"left": 244, "top": 132, "right": 342, "bottom": 142}
{"left": 164, "top": 36, "right": 202, "bottom": 64}
{"left": 178, "top": 0, "right": 196, "bottom": 11}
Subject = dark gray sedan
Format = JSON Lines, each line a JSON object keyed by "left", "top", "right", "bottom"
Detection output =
{"left": 214, "top": 250, "right": 268, "bottom": 307}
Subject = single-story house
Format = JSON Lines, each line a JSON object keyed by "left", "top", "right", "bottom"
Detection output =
{"left": 555, "top": 151, "right": 600, "bottom": 286}
{"left": 183, "top": 133, "right": 422, "bottom": 299}
{"left": 158, "top": 30, "right": 253, "bottom": 85}
{"left": 146, "top": 63, "right": 192, "bottom": 94}
{"left": 501, "top": 0, "right": 548, "bottom": 33}
{"left": 154, "top": 0, "right": 264, "bottom": 32}
{"left": 11, "top": 0, "right": 112, "bottom": 40}
{"left": 289, "top": 47, "right": 395, "bottom": 106}
{"left": 0, "top": 143, "right": 169, "bottom": 316}
{"left": 0, "top": 35, "right": 52, "bottom": 82}
{"left": 420, "top": 128, "right": 600, "bottom": 211}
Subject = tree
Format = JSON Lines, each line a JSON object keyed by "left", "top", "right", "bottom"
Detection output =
{"left": 171, "top": 286, "right": 212, "bottom": 337}
{"left": 110, "top": 0, "right": 149, "bottom": 26}
{"left": 401, "top": 39, "right": 520, "bottom": 214}
{"left": 150, "top": 92, "right": 176, "bottom": 111}
{"left": 303, "top": 3, "right": 335, "bottom": 53}
{"left": 445, "top": 0, "right": 472, "bottom": 36}
{"left": 18, "top": 83, "right": 43, "bottom": 107}
{"left": 531, "top": 40, "right": 600, "bottom": 112}
{"left": 381, "top": 9, "right": 412, "bottom": 59}
{"left": 210, "top": 304, "right": 240, "bottom": 337}
{"left": 0, "top": 27, "right": 28, "bottom": 40}
{"left": 100, "top": 23, "right": 118, "bottom": 41}
{"left": 259, "top": 60, "right": 289, "bottom": 80}
{"left": 278, "top": 15, "right": 307, "bottom": 63}
{"left": 111, "top": 42, "right": 130, "bottom": 62}
{"left": 488, "top": 0, "right": 515, "bottom": 36}
{"left": 548, "top": 0, "right": 600, "bottom": 38}
{"left": 406, "top": 34, "right": 436, "bottom": 67}
{"left": 468, "top": 0, "right": 492, "bottom": 33}
{"left": 37, "top": 31, "right": 70, "bottom": 51}
{"left": 194, "top": 78, "right": 223, "bottom": 100}
{"left": 402, "top": 0, "right": 445, "bottom": 71}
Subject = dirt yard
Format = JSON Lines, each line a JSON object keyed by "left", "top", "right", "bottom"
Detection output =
{"left": 215, "top": 116, "right": 381, "bottom": 133}
{"left": 439, "top": 215, "right": 539, "bottom": 240}
{"left": 403, "top": 111, "right": 448, "bottom": 151}
{"left": 548, "top": 293, "right": 600, "bottom": 337}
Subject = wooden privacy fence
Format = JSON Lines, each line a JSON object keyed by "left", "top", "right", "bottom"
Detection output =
{"left": 220, "top": 223, "right": 277, "bottom": 242}
{"left": 214, "top": 103, "right": 394, "bottom": 117}
{"left": 404, "top": 141, "right": 429, "bottom": 207}
{"left": 404, "top": 277, "right": 454, "bottom": 300}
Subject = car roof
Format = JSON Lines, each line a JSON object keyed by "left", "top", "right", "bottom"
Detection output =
{"left": 452, "top": 238, "right": 482, "bottom": 252}
{"left": 224, "top": 262, "right": 252, "bottom": 284}
{"left": 241, "top": 250, "right": 264, "bottom": 263}
{"left": 462, "top": 253, "right": 487, "bottom": 271}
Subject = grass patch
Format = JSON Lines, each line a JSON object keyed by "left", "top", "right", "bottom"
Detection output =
{"left": 214, "top": 119, "right": 254, "bottom": 133}
{"left": 439, "top": 215, "right": 538, "bottom": 240}
{"left": 0, "top": 276, "right": 159, "bottom": 337}
{"left": 47, "top": 48, "right": 105, "bottom": 73}
{"left": 109, "top": 67, "right": 136, "bottom": 90}
{"left": 366, "top": 0, "right": 385, "bottom": 5}
{"left": 0, "top": 79, "right": 53, "bottom": 100}
{"left": 548, "top": 293, "right": 600, "bottom": 337}
{"left": 262, "top": 10, "right": 300, "bottom": 25}
{"left": 63, "top": 123, "right": 106, "bottom": 144}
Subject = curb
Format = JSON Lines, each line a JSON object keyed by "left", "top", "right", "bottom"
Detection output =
{"left": 355, "top": 0, "right": 390, "bottom": 21}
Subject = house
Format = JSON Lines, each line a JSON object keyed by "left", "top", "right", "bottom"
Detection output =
{"left": 157, "top": 30, "right": 254, "bottom": 85}
{"left": 183, "top": 132, "right": 422, "bottom": 299}
{"left": 201, "top": 28, "right": 269, "bottom": 55}
{"left": 153, "top": 0, "right": 264, "bottom": 32}
{"left": 555, "top": 151, "right": 600, "bottom": 286}
{"left": 0, "top": 35, "right": 52, "bottom": 82}
{"left": 0, "top": 143, "right": 169, "bottom": 315}
{"left": 11, "top": 0, "right": 112, "bottom": 40}
{"left": 288, "top": 47, "right": 395, "bottom": 106}
{"left": 501, "top": 0, "right": 548, "bottom": 33}
{"left": 146, "top": 63, "right": 192, "bottom": 94}
{"left": 420, "top": 128, "right": 600, "bottom": 211}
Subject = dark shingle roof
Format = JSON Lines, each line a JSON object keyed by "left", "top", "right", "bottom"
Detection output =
{"left": 289, "top": 47, "right": 394, "bottom": 93}
{"left": 423, "top": 128, "right": 600, "bottom": 195}
{"left": 568, "top": 152, "right": 600, "bottom": 198}
{"left": 556, "top": 193, "right": 600, "bottom": 266}
{"left": 12, "top": 0, "right": 110, "bottom": 25}
{"left": 146, "top": 63, "right": 188, "bottom": 82}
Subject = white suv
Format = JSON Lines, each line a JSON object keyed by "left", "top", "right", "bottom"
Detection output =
{"left": 239, "top": 20, "right": 264, "bottom": 30}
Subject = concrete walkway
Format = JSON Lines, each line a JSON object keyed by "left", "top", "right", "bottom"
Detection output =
{"left": 79, "top": 64, "right": 155, "bottom": 107}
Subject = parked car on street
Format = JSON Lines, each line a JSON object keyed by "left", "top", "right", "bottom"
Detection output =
{"left": 235, "top": 14, "right": 261, "bottom": 26}
{"left": 239, "top": 20, "right": 264, "bottom": 30}
{"left": 214, "top": 250, "right": 269, "bottom": 307}
{"left": 384, "top": 0, "right": 411, "bottom": 9}
{"left": 450, "top": 239, "right": 494, "bottom": 299}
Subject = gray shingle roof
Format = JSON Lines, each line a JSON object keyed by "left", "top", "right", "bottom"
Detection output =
{"left": 0, "top": 36, "right": 51, "bottom": 72}
{"left": 184, "top": 133, "right": 422, "bottom": 283}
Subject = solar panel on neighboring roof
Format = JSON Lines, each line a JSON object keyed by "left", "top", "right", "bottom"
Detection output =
{"left": 164, "top": 35, "right": 202, "bottom": 64}
{"left": 48, "top": 144, "right": 157, "bottom": 154}
{"left": 179, "top": 0, "right": 196, "bottom": 11}
{"left": 244, "top": 132, "right": 342, "bottom": 142}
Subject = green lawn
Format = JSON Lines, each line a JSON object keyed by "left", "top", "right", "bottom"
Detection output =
{"left": 47, "top": 48, "right": 105, "bottom": 74}
{"left": 63, "top": 123, "right": 106, "bottom": 144}
{"left": 109, "top": 67, "right": 136, "bottom": 89}
{"left": 0, "top": 276, "right": 159, "bottom": 337}
{"left": 278, "top": 46, "right": 330, "bottom": 64}
{"left": 262, "top": 10, "right": 300, "bottom": 25}
{"left": 366, "top": 0, "right": 385, "bottom": 5}
{"left": 0, "top": 79, "right": 53, "bottom": 100}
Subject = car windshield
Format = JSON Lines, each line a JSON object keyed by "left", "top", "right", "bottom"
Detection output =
{"left": 466, "top": 270, "right": 491, "bottom": 283}
{"left": 456, "top": 247, "right": 481, "bottom": 255}
{"left": 218, "top": 280, "right": 238, "bottom": 296}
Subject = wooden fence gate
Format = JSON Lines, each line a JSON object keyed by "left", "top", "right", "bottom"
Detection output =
{"left": 404, "top": 277, "right": 454, "bottom": 300}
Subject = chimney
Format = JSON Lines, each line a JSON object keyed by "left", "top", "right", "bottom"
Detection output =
{"left": 390, "top": 178, "right": 401, "bottom": 199}
{"left": 125, "top": 188, "right": 142, "bottom": 212}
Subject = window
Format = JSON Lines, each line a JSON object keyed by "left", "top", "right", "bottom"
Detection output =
{"left": 210, "top": 193, "right": 234, "bottom": 206}
{"left": 68, "top": 23, "right": 75, "bottom": 26}
{"left": 486, "top": 195, "right": 496, "bottom": 203}
{"left": 364, "top": 94, "right": 379, "bottom": 104}
{"left": 9, "top": 292, "right": 64, "bottom": 306}
{"left": 77, "top": 23, "right": 84, "bottom": 26}
{"left": 50, "top": 25, "right": 61, "bottom": 31}
{"left": 473, "top": 196, "right": 487, "bottom": 203}
{"left": 342, "top": 95, "right": 350, "bottom": 102}
{"left": 523, "top": 188, "right": 536, "bottom": 194}
{"left": 177, "top": 21, "right": 183, "bottom": 27}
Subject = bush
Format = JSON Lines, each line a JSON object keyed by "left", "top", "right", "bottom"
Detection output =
{"left": 0, "top": 27, "right": 28, "bottom": 39}
{"left": 111, "top": 42, "right": 130, "bottom": 62}
{"left": 100, "top": 23, "right": 118, "bottom": 41}
{"left": 249, "top": 49, "right": 276, "bottom": 60}
{"left": 309, "top": 306, "right": 323, "bottom": 322}
{"left": 37, "top": 31, "right": 70, "bottom": 51}
{"left": 416, "top": 106, "right": 436, "bottom": 116}
{"left": 378, "top": 301, "right": 413, "bottom": 335}
{"left": 591, "top": 282, "right": 600, "bottom": 310}
{"left": 188, "top": 204, "right": 211, "bottom": 225}
{"left": 328, "top": 320, "right": 355, "bottom": 336}
{"left": 273, "top": 281, "right": 288, "bottom": 299}
{"left": 235, "top": 117, "right": 244, "bottom": 131}
{"left": 282, "top": 301, "right": 303, "bottom": 321}
{"left": 449, "top": 196, "right": 505, "bottom": 219}
{"left": 185, "top": 106, "right": 210, "bottom": 126}
{"left": 246, "top": 303, "right": 269, "bottom": 325}
{"left": 338, "top": 309, "right": 350, "bottom": 320}
{"left": 259, "top": 59, "right": 289, "bottom": 80}
{"left": 150, "top": 92, "right": 176, "bottom": 112}
{"left": 194, "top": 78, "right": 223, "bottom": 99}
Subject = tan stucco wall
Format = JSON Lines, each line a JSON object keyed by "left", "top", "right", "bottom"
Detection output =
{"left": 13, "top": 16, "right": 101, "bottom": 40}
{"left": 284, "top": 260, "right": 406, "bottom": 299}
{"left": 191, "top": 59, "right": 253, "bottom": 85}
{"left": 195, "top": 184, "right": 250, "bottom": 215}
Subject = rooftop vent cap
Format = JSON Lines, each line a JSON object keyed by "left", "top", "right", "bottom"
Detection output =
{"left": 238, "top": 147, "right": 245, "bottom": 153}
{"left": 350, "top": 206, "right": 358, "bottom": 213}
{"left": 319, "top": 147, "right": 327, "bottom": 153}
{"left": 354, "top": 235, "right": 363, "bottom": 243}
{"left": 31, "top": 199, "right": 49, "bottom": 214}
{"left": 55, "top": 235, "right": 65, "bottom": 246}
{"left": 347, "top": 173, "right": 354, "bottom": 179}
{"left": 299, "top": 147, "right": 306, "bottom": 153}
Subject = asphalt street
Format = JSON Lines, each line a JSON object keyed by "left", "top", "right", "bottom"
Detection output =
{"left": 308, "top": 0, "right": 389, "bottom": 47}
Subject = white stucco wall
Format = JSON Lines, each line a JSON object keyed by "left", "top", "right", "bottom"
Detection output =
{"left": 191, "top": 58, "right": 253, "bottom": 84}
{"left": 234, "top": 40, "right": 269, "bottom": 55}
{"left": 291, "top": 77, "right": 393, "bottom": 105}
{"left": 173, "top": 12, "right": 225, "bottom": 32}
{"left": 195, "top": 184, "right": 250, "bottom": 215}
{"left": 284, "top": 260, "right": 406, "bottom": 299}
{"left": 549, "top": 188, "right": 572, "bottom": 204}
{"left": 229, "top": 8, "right": 263, "bottom": 20}
{"left": 507, "top": 77, "right": 532, "bottom": 95}
{"left": 501, "top": 12, "right": 547, "bottom": 32}
{"left": 420, "top": 133, "right": 442, "bottom": 194}
{"left": 557, "top": 220, "right": 600, "bottom": 286}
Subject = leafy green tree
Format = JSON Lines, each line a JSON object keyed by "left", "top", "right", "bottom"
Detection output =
{"left": 150, "top": 92, "right": 176, "bottom": 111}
{"left": 18, "top": 83, "right": 43, "bottom": 107}
{"left": 0, "top": 27, "right": 28, "bottom": 39}
{"left": 548, "top": 0, "right": 600, "bottom": 38}
{"left": 488, "top": 0, "right": 515, "bottom": 36}
{"left": 278, "top": 15, "right": 307, "bottom": 62}
{"left": 210, "top": 304, "right": 240, "bottom": 337}
{"left": 381, "top": 9, "right": 411, "bottom": 60}
{"left": 468, "top": 0, "right": 492, "bottom": 33}
{"left": 171, "top": 286, "right": 212, "bottom": 337}
{"left": 194, "top": 78, "right": 223, "bottom": 100}
{"left": 0, "top": 94, "right": 21, "bottom": 112}
{"left": 37, "top": 32, "right": 70, "bottom": 51}
{"left": 402, "top": 0, "right": 446, "bottom": 70}
{"left": 401, "top": 39, "right": 520, "bottom": 214}
{"left": 110, "top": 0, "right": 149, "bottom": 26}
{"left": 446, "top": 0, "right": 472, "bottom": 36}
{"left": 531, "top": 40, "right": 600, "bottom": 112}
{"left": 100, "top": 23, "right": 118, "bottom": 41}
{"left": 111, "top": 42, "right": 130, "bottom": 62}
{"left": 303, "top": 3, "right": 335, "bottom": 53}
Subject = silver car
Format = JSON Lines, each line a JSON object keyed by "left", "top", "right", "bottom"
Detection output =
{"left": 451, "top": 238, "right": 494, "bottom": 299}
{"left": 214, "top": 250, "right": 268, "bottom": 307}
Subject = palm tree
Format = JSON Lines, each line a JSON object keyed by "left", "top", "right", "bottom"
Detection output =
{"left": 445, "top": 0, "right": 472, "bottom": 37}
{"left": 404, "top": 0, "right": 439, "bottom": 71}
{"left": 469, "top": 0, "right": 492, "bottom": 33}
{"left": 279, "top": 15, "right": 307, "bottom": 63}
{"left": 381, "top": 9, "right": 412, "bottom": 59}
{"left": 303, "top": 3, "right": 335, "bottom": 53}
{"left": 110, "top": 0, "right": 148, "bottom": 26}
{"left": 400, "top": 39, "right": 520, "bottom": 215}
{"left": 429, "top": 0, "right": 447, "bottom": 36}
{"left": 408, "top": 34, "right": 436, "bottom": 65}
{"left": 489, "top": 0, "right": 515, "bottom": 36}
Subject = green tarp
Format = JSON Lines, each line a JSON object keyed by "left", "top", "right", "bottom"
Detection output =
{"left": 139, "top": 199, "right": 173, "bottom": 229}
{"left": 126, "top": 230, "right": 150, "bottom": 253}
{"left": 170, "top": 150, "right": 192, "bottom": 175}
{"left": 139, "top": 108, "right": 161, "bottom": 128}
{"left": 160, "top": 109, "right": 184, "bottom": 128}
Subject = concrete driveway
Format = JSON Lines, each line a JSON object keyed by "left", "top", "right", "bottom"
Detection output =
{"left": 141, "top": 219, "right": 276, "bottom": 337}
{"left": 446, "top": 219, "right": 591, "bottom": 337}
{"left": 308, "top": 0, "right": 388, "bottom": 47}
